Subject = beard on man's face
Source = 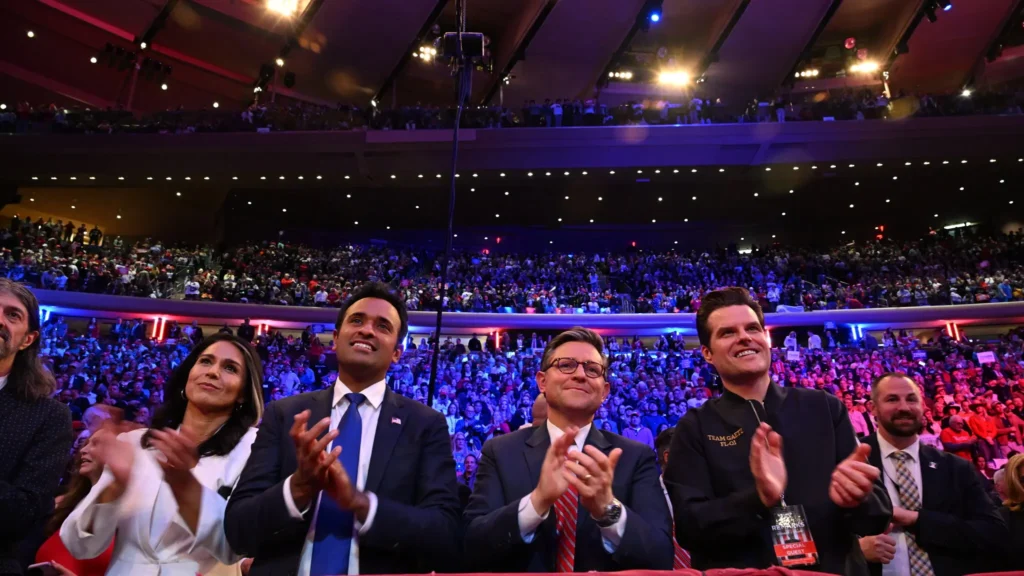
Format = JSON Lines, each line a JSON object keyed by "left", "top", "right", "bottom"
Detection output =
{"left": 881, "top": 409, "right": 923, "bottom": 437}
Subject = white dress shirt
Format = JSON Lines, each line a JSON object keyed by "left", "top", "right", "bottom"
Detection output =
{"left": 517, "top": 420, "right": 626, "bottom": 552}
{"left": 876, "top": 432, "right": 923, "bottom": 576}
{"left": 282, "top": 379, "right": 385, "bottom": 576}
{"left": 61, "top": 427, "right": 257, "bottom": 576}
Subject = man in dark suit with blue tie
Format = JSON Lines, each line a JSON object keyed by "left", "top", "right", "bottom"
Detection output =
{"left": 463, "top": 327, "right": 673, "bottom": 572}
{"left": 857, "top": 373, "right": 1006, "bottom": 576}
{"left": 225, "top": 282, "right": 461, "bottom": 576}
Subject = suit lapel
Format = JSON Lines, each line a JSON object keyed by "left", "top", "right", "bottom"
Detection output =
{"left": 365, "top": 389, "right": 408, "bottom": 493}
{"left": 308, "top": 387, "right": 335, "bottom": 441}
{"left": 524, "top": 423, "right": 550, "bottom": 489}
{"left": 918, "top": 446, "right": 940, "bottom": 510}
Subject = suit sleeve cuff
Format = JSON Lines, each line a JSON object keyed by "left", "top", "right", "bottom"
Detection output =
{"left": 283, "top": 474, "right": 312, "bottom": 520}
{"left": 600, "top": 506, "right": 627, "bottom": 552}
{"left": 356, "top": 492, "right": 378, "bottom": 535}
{"left": 518, "top": 494, "right": 549, "bottom": 542}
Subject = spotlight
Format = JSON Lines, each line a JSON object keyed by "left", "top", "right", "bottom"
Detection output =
{"left": 213, "top": 102, "right": 219, "bottom": 108}
{"left": 90, "top": 57, "right": 98, "bottom": 64}
{"left": 849, "top": 61, "right": 880, "bottom": 74}
{"left": 649, "top": 11, "right": 660, "bottom": 22}
{"left": 140, "top": 41, "right": 147, "bottom": 49}
{"left": 27, "top": 31, "right": 35, "bottom": 38}
{"left": 161, "top": 83, "right": 168, "bottom": 90}
{"left": 658, "top": 71, "right": 690, "bottom": 86}
{"left": 276, "top": 58, "right": 285, "bottom": 67}
{"left": 961, "top": 88, "right": 972, "bottom": 97}
{"left": 0, "top": 104, "right": 5, "bottom": 110}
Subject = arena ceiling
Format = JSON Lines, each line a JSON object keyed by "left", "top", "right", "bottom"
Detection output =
{"left": 1, "top": 0, "right": 1022, "bottom": 113}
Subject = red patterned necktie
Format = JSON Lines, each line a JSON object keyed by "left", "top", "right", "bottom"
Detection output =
{"left": 671, "top": 522, "right": 691, "bottom": 569}
{"left": 554, "top": 483, "right": 579, "bottom": 572}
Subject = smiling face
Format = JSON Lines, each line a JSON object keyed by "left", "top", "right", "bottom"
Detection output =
{"left": 184, "top": 341, "right": 248, "bottom": 414}
{"left": 873, "top": 375, "right": 923, "bottom": 439}
{"left": 537, "top": 341, "right": 609, "bottom": 421}
{"left": 701, "top": 305, "right": 770, "bottom": 382}
{"left": 334, "top": 297, "right": 402, "bottom": 378}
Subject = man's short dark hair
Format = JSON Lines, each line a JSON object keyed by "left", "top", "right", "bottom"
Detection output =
{"left": 335, "top": 282, "right": 408, "bottom": 347}
{"left": 540, "top": 327, "right": 606, "bottom": 372}
{"left": 696, "top": 287, "right": 765, "bottom": 348}
{"left": 870, "top": 372, "right": 917, "bottom": 403}
{"left": 655, "top": 428, "right": 674, "bottom": 462}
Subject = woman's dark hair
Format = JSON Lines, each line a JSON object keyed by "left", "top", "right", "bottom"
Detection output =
{"left": 0, "top": 279, "right": 56, "bottom": 401}
{"left": 47, "top": 450, "right": 94, "bottom": 536}
{"left": 334, "top": 282, "right": 408, "bottom": 347}
{"left": 143, "top": 333, "right": 264, "bottom": 457}
{"left": 696, "top": 287, "right": 765, "bottom": 347}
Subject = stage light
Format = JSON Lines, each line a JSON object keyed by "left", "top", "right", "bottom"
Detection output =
{"left": 90, "top": 57, "right": 98, "bottom": 64}
{"left": 789, "top": 189, "right": 794, "bottom": 194}
{"left": 658, "top": 71, "right": 690, "bottom": 86}
{"left": 1000, "top": 180, "right": 1005, "bottom": 183}
{"left": 719, "top": 168, "right": 725, "bottom": 172}
{"left": 754, "top": 193, "right": 758, "bottom": 197}
{"left": 649, "top": 11, "right": 660, "bottom": 22}
{"left": 583, "top": 171, "right": 588, "bottom": 175}
{"left": 610, "top": 170, "right": 615, "bottom": 174}
{"left": 166, "top": 177, "right": 172, "bottom": 180}
{"left": 71, "top": 205, "right": 76, "bottom": 209}
{"left": 268, "top": 0, "right": 301, "bottom": 16}
{"left": 943, "top": 160, "right": 949, "bottom": 164}
{"left": 545, "top": 172, "right": 551, "bottom": 176}
{"left": 527, "top": 172, "right": 533, "bottom": 177}
{"left": 282, "top": 208, "right": 287, "bottom": 212}
{"left": 893, "top": 176, "right": 898, "bottom": 180}
{"left": 672, "top": 169, "right": 678, "bottom": 173}
{"left": 658, "top": 197, "right": 663, "bottom": 201}
{"left": 564, "top": 171, "right": 569, "bottom": 176}
{"left": 589, "top": 219, "right": 594, "bottom": 223}
{"left": 765, "top": 168, "right": 771, "bottom": 171}
{"left": 416, "top": 205, "right": 420, "bottom": 209}
{"left": 185, "top": 177, "right": 191, "bottom": 180}
{"left": 436, "top": 174, "right": 442, "bottom": 178}
{"left": 598, "top": 197, "right": 603, "bottom": 201}
{"left": 346, "top": 194, "right": 351, "bottom": 198}
{"left": 89, "top": 176, "right": 95, "bottom": 180}
{"left": 692, "top": 169, "right": 697, "bottom": 173}
{"left": 938, "top": 0, "right": 952, "bottom": 10}
{"left": 565, "top": 196, "right": 570, "bottom": 200}
{"left": 849, "top": 61, "right": 880, "bottom": 74}
{"left": 772, "top": 235, "right": 776, "bottom": 238}
{"left": 849, "top": 204, "right": 854, "bottom": 208}
{"left": 247, "top": 201, "right": 252, "bottom": 205}
{"left": 781, "top": 212, "right": 786, "bottom": 216}
{"left": 961, "top": 89, "right": 972, "bottom": 97}
{"left": 117, "top": 214, "right": 122, "bottom": 219}
{"left": 140, "top": 42, "right": 147, "bottom": 49}
{"left": 495, "top": 214, "right": 500, "bottom": 218}
{"left": 652, "top": 219, "right": 657, "bottom": 223}
{"left": 504, "top": 191, "right": 508, "bottom": 195}
{"left": 638, "top": 170, "right": 643, "bottom": 174}
{"left": 276, "top": 58, "right": 285, "bottom": 67}
{"left": 961, "top": 160, "right": 967, "bottom": 164}
{"left": 31, "top": 177, "right": 38, "bottom": 180}
{"left": 343, "top": 175, "right": 349, "bottom": 179}
{"left": 213, "top": 102, "right": 219, "bottom": 108}
{"left": 793, "top": 167, "right": 799, "bottom": 170}
{"left": 391, "top": 175, "right": 396, "bottom": 179}
{"left": 500, "top": 172, "right": 506, "bottom": 177}
{"left": 27, "top": 31, "right": 35, "bottom": 38}
{"left": 990, "top": 158, "right": 997, "bottom": 163}
{"left": 558, "top": 218, "right": 562, "bottom": 222}
{"left": 0, "top": 104, "right": 5, "bottom": 110}
{"left": 161, "top": 83, "right": 168, "bottom": 90}
{"left": 260, "top": 176, "right": 266, "bottom": 180}
{"left": 692, "top": 196, "right": 697, "bottom": 200}
{"left": 70, "top": 177, "right": 77, "bottom": 181}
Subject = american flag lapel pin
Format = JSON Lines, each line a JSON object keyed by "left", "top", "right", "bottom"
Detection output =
{"left": 929, "top": 461, "right": 937, "bottom": 469}
{"left": 392, "top": 417, "right": 402, "bottom": 425}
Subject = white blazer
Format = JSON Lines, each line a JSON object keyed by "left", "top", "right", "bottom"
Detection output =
{"left": 60, "top": 427, "right": 257, "bottom": 576}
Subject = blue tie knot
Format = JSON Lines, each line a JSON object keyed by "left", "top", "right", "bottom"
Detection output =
{"left": 346, "top": 392, "right": 366, "bottom": 408}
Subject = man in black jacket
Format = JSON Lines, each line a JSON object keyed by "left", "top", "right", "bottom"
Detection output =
{"left": 0, "top": 279, "right": 73, "bottom": 574}
{"left": 666, "top": 287, "right": 892, "bottom": 575}
{"left": 858, "top": 373, "right": 1006, "bottom": 576}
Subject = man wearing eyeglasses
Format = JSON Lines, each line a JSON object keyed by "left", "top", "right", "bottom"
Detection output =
{"left": 463, "top": 327, "right": 673, "bottom": 572}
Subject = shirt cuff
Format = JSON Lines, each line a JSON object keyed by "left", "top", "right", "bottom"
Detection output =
{"left": 599, "top": 506, "right": 627, "bottom": 553}
{"left": 283, "top": 474, "right": 312, "bottom": 520}
{"left": 356, "top": 492, "right": 378, "bottom": 535}
{"left": 518, "top": 494, "right": 549, "bottom": 542}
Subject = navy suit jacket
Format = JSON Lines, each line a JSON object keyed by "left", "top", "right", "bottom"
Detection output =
{"left": 862, "top": 434, "right": 1007, "bottom": 576}
{"left": 463, "top": 423, "right": 673, "bottom": 572}
{"left": 225, "top": 386, "right": 461, "bottom": 576}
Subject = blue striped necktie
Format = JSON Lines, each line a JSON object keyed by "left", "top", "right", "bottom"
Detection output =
{"left": 310, "top": 393, "right": 365, "bottom": 576}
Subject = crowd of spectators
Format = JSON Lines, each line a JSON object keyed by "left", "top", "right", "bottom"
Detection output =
{"left": 2, "top": 85, "right": 1020, "bottom": 134}
{"left": 2, "top": 215, "right": 210, "bottom": 297}
{"left": 10, "top": 219, "right": 1024, "bottom": 313}
{"left": 41, "top": 313, "right": 1024, "bottom": 490}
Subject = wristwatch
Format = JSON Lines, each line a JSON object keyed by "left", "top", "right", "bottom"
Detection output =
{"left": 592, "top": 498, "right": 623, "bottom": 527}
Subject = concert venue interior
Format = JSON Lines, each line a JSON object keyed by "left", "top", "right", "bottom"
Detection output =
{"left": 2, "top": 0, "right": 1024, "bottom": 575}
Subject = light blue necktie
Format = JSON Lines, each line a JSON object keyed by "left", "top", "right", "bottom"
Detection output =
{"left": 310, "top": 393, "right": 365, "bottom": 576}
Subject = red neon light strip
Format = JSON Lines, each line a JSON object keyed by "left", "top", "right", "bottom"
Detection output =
{"left": 952, "top": 323, "right": 961, "bottom": 341}
{"left": 158, "top": 318, "right": 167, "bottom": 341}
{"left": 37, "top": 0, "right": 135, "bottom": 42}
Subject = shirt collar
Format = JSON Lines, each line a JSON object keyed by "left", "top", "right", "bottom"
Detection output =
{"left": 876, "top": 431, "right": 920, "bottom": 463}
{"left": 332, "top": 378, "right": 387, "bottom": 410}
{"left": 0, "top": 374, "right": 7, "bottom": 393}
{"left": 546, "top": 419, "right": 592, "bottom": 452}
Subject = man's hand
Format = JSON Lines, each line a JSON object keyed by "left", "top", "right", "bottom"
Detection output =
{"left": 830, "top": 443, "right": 881, "bottom": 508}
{"left": 564, "top": 445, "right": 623, "bottom": 519}
{"left": 323, "top": 457, "right": 372, "bottom": 522}
{"left": 529, "top": 426, "right": 579, "bottom": 515}
{"left": 289, "top": 410, "right": 340, "bottom": 510}
{"left": 859, "top": 534, "right": 897, "bottom": 564}
{"left": 892, "top": 506, "right": 919, "bottom": 527}
{"left": 750, "top": 423, "right": 786, "bottom": 507}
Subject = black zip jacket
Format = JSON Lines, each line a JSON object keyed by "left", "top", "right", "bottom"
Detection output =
{"left": 665, "top": 382, "right": 892, "bottom": 576}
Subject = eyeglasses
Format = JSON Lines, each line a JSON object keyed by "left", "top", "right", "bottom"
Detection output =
{"left": 546, "top": 357, "right": 606, "bottom": 378}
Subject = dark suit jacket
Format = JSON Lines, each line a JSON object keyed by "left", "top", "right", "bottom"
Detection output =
{"left": 0, "top": 387, "right": 73, "bottom": 575}
{"left": 463, "top": 423, "right": 673, "bottom": 572}
{"left": 225, "top": 386, "right": 461, "bottom": 576}
{"left": 862, "top": 434, "right": 1007, "bottom": 576}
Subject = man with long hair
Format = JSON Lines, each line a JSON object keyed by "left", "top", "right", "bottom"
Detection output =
{"left": 0, "top": 278, "right": 73, "bottom": 574}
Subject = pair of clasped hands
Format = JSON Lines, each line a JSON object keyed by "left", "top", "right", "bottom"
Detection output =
{"left": 750, "top": 422, "right": 882, "bottom": 509}
{"left": 529, "top": 426, "right": 624, "bottom": 519}
{"left": 288, "top": 411, "right": 371, "bottom": 519}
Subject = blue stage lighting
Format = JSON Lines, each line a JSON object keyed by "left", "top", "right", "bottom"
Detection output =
{"left": 649, "top": 11, "right": 661, "bottom": 22}
{"left": 943, "top": 3, "right": 952, "bottom": 10}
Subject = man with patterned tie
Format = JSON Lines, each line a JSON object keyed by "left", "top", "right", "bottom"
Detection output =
{"left": 464, "top": 327, "right": 673, "bottom": 571}
{"left": 226, "top": 282, "right": 461, "bottom": 576}
{"left": 859, "top": 373, "right": 1007, "bottom": 576}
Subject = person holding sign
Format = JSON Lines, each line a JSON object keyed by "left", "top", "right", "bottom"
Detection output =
{"left": 665, "top": 287, "right": 892, "bottom": 576}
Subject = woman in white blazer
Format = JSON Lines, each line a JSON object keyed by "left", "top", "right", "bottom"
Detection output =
{"left": 61, "top": 333, "right": 265, "bottom": 576}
